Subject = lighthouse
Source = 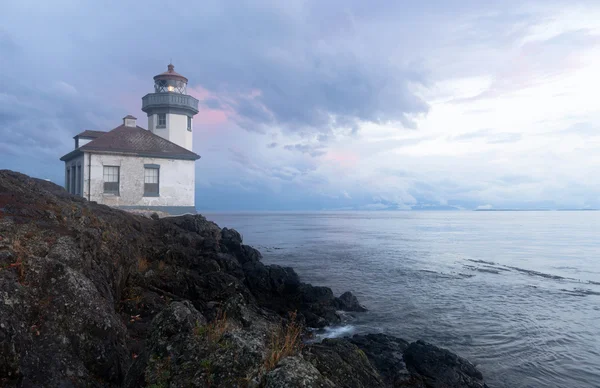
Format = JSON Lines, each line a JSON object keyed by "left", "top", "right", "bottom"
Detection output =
{"left": 141, "top": 64, "right": 200, "bottom": 151}
{"left": 60, "top": 64, "right": 200, "bottom": 215}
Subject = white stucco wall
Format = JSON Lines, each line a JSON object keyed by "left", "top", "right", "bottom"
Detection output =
{"left": 167, "top": 113, "right": 193, "bottom": 151}
{"left": 147, "top": 113, "right": 192, "bottom": 151}
{"left": 77, "top": 138, "right": 93, "bottom": 147}
{"left": 84, "top": 152, "right": 195, "bottom": 207}
{"left": 148, "top": 115, "right": 155, "bottom": 134}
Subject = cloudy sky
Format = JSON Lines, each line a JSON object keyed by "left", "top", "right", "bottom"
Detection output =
{"left": 2, "top": 0, "right": 599, "bottom": 210}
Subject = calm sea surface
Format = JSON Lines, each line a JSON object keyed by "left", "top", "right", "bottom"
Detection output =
{"left": 204, "top": 211, "right": 600, "bottom": 388}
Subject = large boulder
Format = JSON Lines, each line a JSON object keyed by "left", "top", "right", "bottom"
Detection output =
{"left": 403, "top": 340, "right": 488, "bottom": 388}
{"left": 0, "top": 171, "right": 147, "bottom": 387}
{"left": 335, "top": 291, "right": 368, "bottom": 312}
{"left": 125, "top": 299, "right": 270, "bottom": 388}
{"left": 349, "top": 334, "right": 420, "bottom": 387}
{"left": 303, "top": 338, "right": 387, "bottom": 387}
{"left": 263, "top": 356, "right": 336, "bottom": 388}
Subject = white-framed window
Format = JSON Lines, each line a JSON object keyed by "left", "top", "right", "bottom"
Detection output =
{"left": 157, "top": 113, "right": 166, "bottom": 128}
{"left": 144, "top": 165, "right": 159, "bottom": 196}
{"left": 187, "top": 116, "right": 192, "bottom": 131}
{"left": 103, "top": 166, "right": 120, "bottom": 195}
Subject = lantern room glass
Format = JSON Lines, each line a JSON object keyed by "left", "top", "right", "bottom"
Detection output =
{"left": 154, "top": 79, "right": 187, "bottom": 94}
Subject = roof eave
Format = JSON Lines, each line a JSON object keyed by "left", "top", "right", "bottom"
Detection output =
{"left": 79, "top": 148, "right": 201, "bottom": 161}
{"left": 60, "top": 149, "right": 83, "bottom": 162}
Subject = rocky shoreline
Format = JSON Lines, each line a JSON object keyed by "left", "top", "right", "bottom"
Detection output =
{"left": 0, "top": 170, "right": 488, "bottom": 387}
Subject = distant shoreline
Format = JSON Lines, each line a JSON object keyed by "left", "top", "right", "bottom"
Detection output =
{"left": 475, "top": 209, "right": 599, "bottom": 212}
{"left": 198, "top": 208, "right": 600, "bottom": 213}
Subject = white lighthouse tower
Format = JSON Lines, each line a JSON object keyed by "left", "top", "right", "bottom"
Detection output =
{"left": 141, "top": 64, "right": 199, "bottom": 151}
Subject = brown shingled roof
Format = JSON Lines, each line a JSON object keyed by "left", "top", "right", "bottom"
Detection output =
{"left": 153, "top": 64, "right": 188, "bottom": 83}
{"left": 61, "top": 125, "right": 200, "bottom": 161}
{"left": 73, "top": 130, "right": 106, "bottom": 139}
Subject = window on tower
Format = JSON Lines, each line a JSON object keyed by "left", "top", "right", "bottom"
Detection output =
{"left": 187, "top": 116, "right": 192, "bottom": 131}
{"left": 157, "top": 113, "right": 166, "bottom": 128}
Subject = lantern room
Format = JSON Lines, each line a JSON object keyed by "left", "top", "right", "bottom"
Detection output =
{"left": 153, "top": 64, "right": 188, "bottom": 94}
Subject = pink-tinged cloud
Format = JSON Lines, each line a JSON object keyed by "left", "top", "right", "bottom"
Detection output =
{"left": 196, "top": 106, "right": 229, "bottom": 126}
{"left": 188, "top": 85, "right": 236, "bottom": 126}
{"left": 323, "top": 151, "right": 360, "bottom": 168}
{"left": 188, "top": 85, "right": 265, "bottom": 122}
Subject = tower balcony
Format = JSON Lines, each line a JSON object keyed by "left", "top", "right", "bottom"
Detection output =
{"left": 142, "top": 93, "right": 199, "bottom": 115}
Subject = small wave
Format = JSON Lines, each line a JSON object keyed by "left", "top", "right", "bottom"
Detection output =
{"left": 505, "top": 265, "right": 568, "bottom": 280}
{"left": 467, "top": 259, "right": 497, "bottom": 265}
{"left": 418, "top": 269, "right": 470, "bottom": 279}
{"left": 560, "top": 288, "right": 600, "bottom": 297}
{"left": 465, "top": 260, "right": 600, "bottom": 286}
{"left": 463, "top": 264, "right": 502, "bottom": 275}
{"left": 307, "top": 325, "right": 356, "bottom": 343}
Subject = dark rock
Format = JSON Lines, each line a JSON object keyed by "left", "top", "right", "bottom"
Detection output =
{"left": 150, "top": 212, "right": 159, "bottom": 220}
{"left": 303, "top": 338, "right": 387, "bottom": 387}
{"left": 302, "top": 311, "right": 329, "bottom": 329}
{"left": 239, "top": 244, "right": 262, "bottom": 264}
{"left": 264, "top": 356, "right": 336, "bottom": 388}
{"left": 214, "top": 253, "right": 244, "bottom": 279}
{"left": 350, "top": 334, "right": 418, "bottom": 387}
{"left": 269, "top": 265, "right": 301, "bottom": 294}
{"left": 126, "top": 297, "right": 271, "bottom": 388}
{"left": 299, "top": 284, "right": 335, "bottom": 304}
{"left": 335, "top": 291, "right": 368, "bottom": 312}
{"left": 243, "top": 262, "right": 300, "bottom": 299}
{"left": 221, "top": 227, "right": 242, "bottom": 246}
{"left": 404, "top": 340, "right": 488, "bottom": 388}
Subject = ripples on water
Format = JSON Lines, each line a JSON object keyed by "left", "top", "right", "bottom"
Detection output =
{"left": 204, "top": 211, "right": 600, "bottom": 388}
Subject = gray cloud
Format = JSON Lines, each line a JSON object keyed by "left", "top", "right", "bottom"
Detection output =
{"left": 203, "top": 98, "right": 222, "bottom": 110}
{"left": 283, "top": 143, "right": 327, "bottom": 157}
{"left": 0, "top": 0, "right": 430, "bottom": 185}
{"left": 2, "top": 0, "right": 599, "bottom": 211}
{"left": 4, "top": 1, "right": 429, "bottom": 138}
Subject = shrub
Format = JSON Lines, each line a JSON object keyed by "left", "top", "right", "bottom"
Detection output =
{"left": 264, "top": 311, "right": 303, "bottom": 371}
{"left": 137, "top": 257, "right": 149, "bottom": 272}
{"left": 194, "top": 310, "right": 229, "bottom": 345}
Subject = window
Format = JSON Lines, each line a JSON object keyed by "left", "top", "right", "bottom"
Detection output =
{"left": 103, "top": 166, "right": 120, "bottom": 194}
{"left": 144, "top": 165, "right": 159, "bottom": 196}
{"left": 157, "top": 113, "right": 166, "bottom": 128}
{"left": 71, "top": 166, "right": 76, "bottom": 194}
{"left": 66, "top": 168, "right": 71, "bottom": 193}
{"left": 187, "top": 116, "right": 192, "bottom": 131}
{"left": 77, "top": 165, "right": 82, "bottom": 195}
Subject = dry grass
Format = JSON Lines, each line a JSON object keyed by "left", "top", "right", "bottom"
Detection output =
{"left": 195, "top": 310, "right": 230, "bottom": 344}
{"left": 137, "top": 257, "right": 149, "bottom": 273}
{"left": 9, "top": 238, "right": 27, "bottom": 283}
{"left": 264, "top": 311, "right": 303, "bottom": 371}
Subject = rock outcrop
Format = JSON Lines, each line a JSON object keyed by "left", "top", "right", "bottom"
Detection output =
{"left": 0, "top": 170, "right": 488, "bottom": 387}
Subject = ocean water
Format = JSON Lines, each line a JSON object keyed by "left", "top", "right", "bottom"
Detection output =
{"left": 203, "top": 211, "right": 600, "bottom": 388}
